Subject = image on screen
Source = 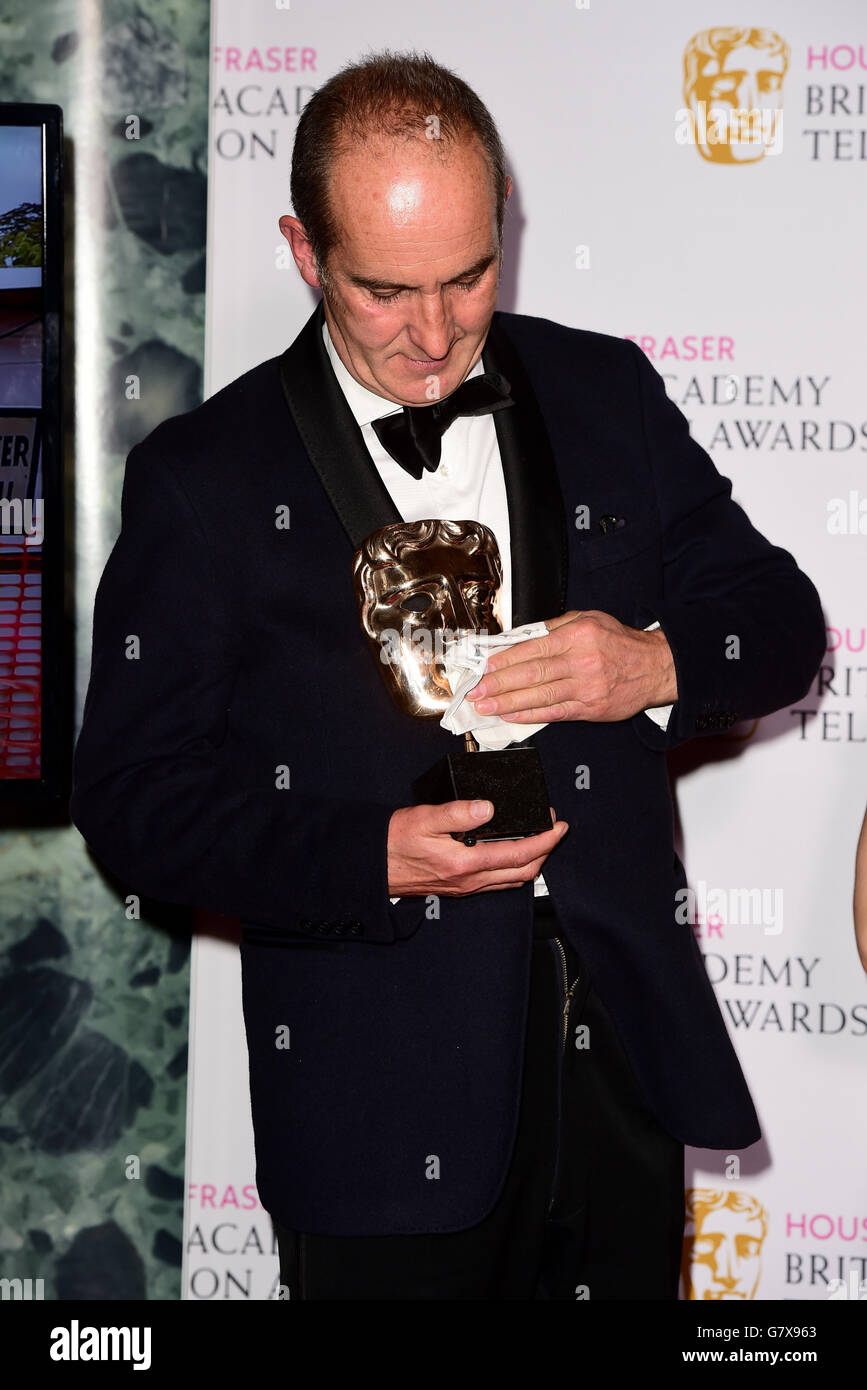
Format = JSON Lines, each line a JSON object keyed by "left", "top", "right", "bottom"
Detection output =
{"left": 0, "top": 123, "right": 45, "bottom": 781}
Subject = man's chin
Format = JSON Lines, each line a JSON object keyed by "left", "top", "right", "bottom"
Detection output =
{"left": 387, "top": 342, "right": 487, "bottom": 401}
{"left": 392, "top": 355, "right": 463, "bottom": 394}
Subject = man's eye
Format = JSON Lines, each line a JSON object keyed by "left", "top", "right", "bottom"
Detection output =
{"left": 371, "top": 276, "right": 482, "bottom": 305}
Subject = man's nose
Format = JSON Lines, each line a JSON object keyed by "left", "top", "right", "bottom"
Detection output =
{"left": 407, "top": 292, "right": 453, "bottom": 362}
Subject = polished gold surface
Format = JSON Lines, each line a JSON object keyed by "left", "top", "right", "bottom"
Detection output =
{"left": 352, "top": 519, "right": 503, "bottom": 718}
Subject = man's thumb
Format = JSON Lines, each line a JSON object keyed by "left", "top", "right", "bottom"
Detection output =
{"left": 430, "top": 798, "right": 494, "bottom": 833}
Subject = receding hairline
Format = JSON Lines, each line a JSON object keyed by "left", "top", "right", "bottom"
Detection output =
{"left": 315, "top": 127, "right": 497, "bottom": 276}
{"left": 324, "top": 126, "right": 500, "bottom": 225}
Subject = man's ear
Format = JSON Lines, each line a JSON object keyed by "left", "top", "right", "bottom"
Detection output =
{"left": 279, "top": 215, "right": 322, "bottom": 289}
{"left": 504, "top": 174, "right": 513, "bottom": 202}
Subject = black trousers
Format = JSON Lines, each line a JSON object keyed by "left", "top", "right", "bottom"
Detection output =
{"left": 271, "top": 900, "right": 685, "bottom": 1300}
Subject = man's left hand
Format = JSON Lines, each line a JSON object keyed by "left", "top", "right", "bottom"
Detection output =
{"left": 466, "top": 610, "right": 678, "bottom": 723}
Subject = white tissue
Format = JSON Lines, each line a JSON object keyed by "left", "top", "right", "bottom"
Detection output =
{"left": 440, "top": 622, "right": 550, "bottom": 751}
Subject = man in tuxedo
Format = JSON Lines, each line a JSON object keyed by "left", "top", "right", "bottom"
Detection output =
{"left": 70, "top": 51, "right": 825, "bottom": 1300}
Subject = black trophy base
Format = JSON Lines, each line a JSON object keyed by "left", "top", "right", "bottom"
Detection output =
{"left": 413, "top": 747, "right": 552, "bottom": 844}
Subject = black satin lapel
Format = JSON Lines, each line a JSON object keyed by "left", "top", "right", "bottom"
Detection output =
{"left": 278, "top": 300, "right": 402, "bottom": 549}
{"left": 482, "top": 314, "right": 568, "bottom": 626}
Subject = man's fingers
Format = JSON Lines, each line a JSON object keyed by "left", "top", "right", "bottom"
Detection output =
{"left": 472, "top": 687, "right": 576, "bottom": 722}
{"left": 473, "top": 611, "right": 590, "bottom": 679}
{"left": 472, "top": 611, "right": 603, "bottom": 691}
{"left": 462, "top": 821, "right": 568, "bottom": 873}
{"left": 469, "top": 654, "right": 574, "bottom": 702}
{"left": 471, "top": 849, "right": 558, "bottom": 892}
{"left": 469, "top": 637, "right": 554, "bottom": 687}
{"left": 388, "top": 802, "right": 568, "bottom": 897}
{"left": 467, "top": 661, "right": 582, "bottom": 718}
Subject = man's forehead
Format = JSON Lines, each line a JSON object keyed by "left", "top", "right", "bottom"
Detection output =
{"left": 327, "top": 135, "right": 494, "bottom": 234}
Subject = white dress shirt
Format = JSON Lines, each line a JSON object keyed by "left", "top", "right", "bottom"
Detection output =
{"left": 321, "top": 320, "right": 672, "bottom": 899}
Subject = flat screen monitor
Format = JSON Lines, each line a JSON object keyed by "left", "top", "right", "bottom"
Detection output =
{"left": 0, "top": 104, "right": 65, "bottom": 806}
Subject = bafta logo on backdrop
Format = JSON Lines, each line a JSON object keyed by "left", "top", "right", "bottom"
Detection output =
{"left": 682, "top": 1189, "right": 769, "bottom": 1299}
{"left": 677, "top": 27, "right": 790, "bottom": 162}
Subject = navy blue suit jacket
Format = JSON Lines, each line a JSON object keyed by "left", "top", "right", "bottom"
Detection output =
{"left": 70, "top": 302, "right": 825, "bottom": 1235}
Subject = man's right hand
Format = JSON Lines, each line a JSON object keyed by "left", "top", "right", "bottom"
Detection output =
{"left": 387, "top": 800, "right": 569, "bottom": 898}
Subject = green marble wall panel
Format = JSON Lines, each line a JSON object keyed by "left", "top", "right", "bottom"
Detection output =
{"left": 0, "top": 0, "right": 209, "bottom": 1300}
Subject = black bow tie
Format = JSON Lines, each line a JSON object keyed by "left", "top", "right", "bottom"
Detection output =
{"left": 370, "top": 371, "right": 514, "bottom": 480}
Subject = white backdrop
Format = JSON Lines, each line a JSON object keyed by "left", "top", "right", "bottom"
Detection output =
{"left": 183, "top": 0, "right": 867, "bottom": 1300}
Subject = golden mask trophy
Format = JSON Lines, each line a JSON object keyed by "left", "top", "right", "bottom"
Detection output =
{"left": 352, "top": 518, "right": 551, "bottom": 844}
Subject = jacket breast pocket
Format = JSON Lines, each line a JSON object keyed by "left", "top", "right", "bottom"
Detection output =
{"left": 570, "top": 513, "right": 663, "bottom": 623}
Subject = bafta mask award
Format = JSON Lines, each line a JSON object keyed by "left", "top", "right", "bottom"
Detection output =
{"left": 352, "top": 519, "right": 551, "bottom": 844}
